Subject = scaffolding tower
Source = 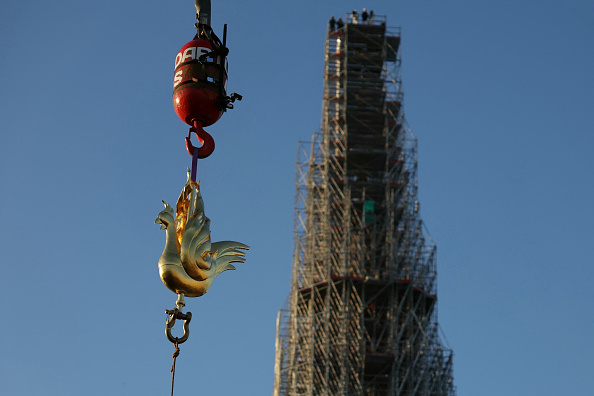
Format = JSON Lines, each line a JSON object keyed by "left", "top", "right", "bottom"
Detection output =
{"left": 273, "top": 15, "right": 455, "bottom": 396}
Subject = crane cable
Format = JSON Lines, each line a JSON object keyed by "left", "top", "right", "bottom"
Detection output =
{"left": 170, "top": 341, "right": 181, "bottom": 396}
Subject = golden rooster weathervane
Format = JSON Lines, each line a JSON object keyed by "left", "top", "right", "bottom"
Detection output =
{"left": 155, "top": 170, "right": 249, "bottom": 299}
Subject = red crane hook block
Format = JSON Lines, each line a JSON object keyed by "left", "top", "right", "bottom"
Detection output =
{"left": 185, "top": 120, "right": 215, "bottom": 159}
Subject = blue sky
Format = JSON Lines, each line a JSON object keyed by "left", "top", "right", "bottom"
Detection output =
{"left": 1, "top": 0, "right": 593, "bottom": 395}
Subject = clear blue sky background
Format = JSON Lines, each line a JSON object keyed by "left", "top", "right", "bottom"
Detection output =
{"left": 1, "top": 0, "right": 593, "bottom": 395}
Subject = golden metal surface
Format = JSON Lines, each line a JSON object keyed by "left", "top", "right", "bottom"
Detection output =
{"left": 155, "top": 170, "right": 249, "bottom": 297}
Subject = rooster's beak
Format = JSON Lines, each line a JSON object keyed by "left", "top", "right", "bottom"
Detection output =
{"left": 155, "top": 218, "right": 167, "bottom": 230}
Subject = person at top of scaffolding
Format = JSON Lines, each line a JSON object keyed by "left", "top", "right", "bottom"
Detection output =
{"left": 369, "top": 10, "right": 374, "bottom": 23}
{"left": 361, "top": 8, "right": 369, "bottom": 23}
{"left": 329, "top": 15, "right": 336, "bottom": 31}
{"left": 336, "top": 17, "right": 344, "bottom": 30}
{"left": 351, "top": 10, "right": 358, "bottom": 24}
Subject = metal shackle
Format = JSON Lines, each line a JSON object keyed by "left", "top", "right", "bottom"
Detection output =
{"left": 165, "top": 308, "right": 193, "bottom": 344}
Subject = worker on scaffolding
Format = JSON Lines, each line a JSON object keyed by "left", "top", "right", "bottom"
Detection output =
{"left": 329, "top": 15, "right": 336, "bottom": 31}
{"left": 351, "top": 10, "right": 358, "bottom": 24}
{"left": 336, "top": 17, "right": 344, "bottom": 30}
{"left": 361, "top": 8, "right": 369, "bottom": 23}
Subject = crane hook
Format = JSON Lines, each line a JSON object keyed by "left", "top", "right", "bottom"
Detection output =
{"left": 185, "top": 120, "right": 215, "bottom": 159}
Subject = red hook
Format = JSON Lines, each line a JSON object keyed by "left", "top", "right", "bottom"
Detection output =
{"left": 185, "top": 120, "right": 215, "bottom": 159}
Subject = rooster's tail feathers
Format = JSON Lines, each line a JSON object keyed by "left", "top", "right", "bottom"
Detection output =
{"left": 211, "top": 241, "right": 250, "bottom": 255}
{"left": 212, "top": 241, "right": 248, "bottom": 276}
{"left": 215, "top": 262, "right": 236, "bottom": 276}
